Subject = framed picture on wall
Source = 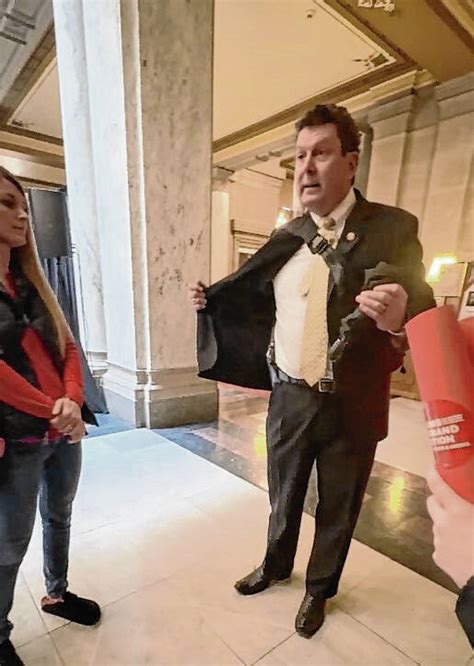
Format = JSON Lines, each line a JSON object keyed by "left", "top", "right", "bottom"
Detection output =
{"left": 458, "top": 272, "right": 474, "bottom": 321}
{"left": 432, "top": 262, "right": 471, "bottom": 315}
{"left": 231, "top": 225, "right": 268, "bottom": 272}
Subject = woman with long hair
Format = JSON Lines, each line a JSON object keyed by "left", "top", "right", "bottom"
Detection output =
{"left": 0, "top": 167, "right": 100, "bottom": 666}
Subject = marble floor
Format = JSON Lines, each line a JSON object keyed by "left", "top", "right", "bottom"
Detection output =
{"left": 160, "top": 388, "right": 456, "bottom": 593}
{"left": 9, "top": 391, "right": 473, "bottom": 665}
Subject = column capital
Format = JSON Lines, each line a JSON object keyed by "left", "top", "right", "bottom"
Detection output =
{"left": 212, "top": 166, "right": 234, "bottom": 187}
{"left": 368, "top": 93, "right": 416, "bottom": 140}
{"left": 351, "top": 109, "right": 371, "bottom": 134}
{"left": 435, "top": 72, "right": 474, "bottom": 120}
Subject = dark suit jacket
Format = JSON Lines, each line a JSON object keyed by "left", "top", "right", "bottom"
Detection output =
{"left": 197, "top": 191, "right": 435, "bottom": 442}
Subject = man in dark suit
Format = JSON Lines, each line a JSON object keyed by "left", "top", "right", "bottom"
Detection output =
{"left": 189, "top": 104, "right": 435, "bottom": 638}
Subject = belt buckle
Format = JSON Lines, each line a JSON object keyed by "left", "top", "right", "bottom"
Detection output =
{"left": 317, "top": 378, "right": 335, "bottom": 393}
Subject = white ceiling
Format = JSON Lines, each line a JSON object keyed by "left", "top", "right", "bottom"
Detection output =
{"left": 9, "top": 59, "right": 62, "bottom": 137}
{"left": 0, "top": 0, "right": 52, "bottom": 98}
{"left": 3, "top": 0, "right": 394, "bottom": 142}
{"left": 213, "top": 0, "right": 392, "bottom": 138}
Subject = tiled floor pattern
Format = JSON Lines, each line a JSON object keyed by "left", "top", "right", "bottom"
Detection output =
{"left": 159, "top": 390, "right": 456, "bottom": 593}
{"left": 87, "top": 413, "right": 134, "bottom": 439}
{"left": 11, "top": 428, "right": 472, "bottom": 665}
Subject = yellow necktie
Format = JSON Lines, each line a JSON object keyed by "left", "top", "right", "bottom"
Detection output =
{"left": 299, "top": 217, "right": 337, "bottom": 386}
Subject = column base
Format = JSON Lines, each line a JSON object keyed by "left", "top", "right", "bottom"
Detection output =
{"left": 86, "top": 351, "right": 108, "bottom": 380}
{"left": 102, "top": 364, "right": 218, "bottom": 428}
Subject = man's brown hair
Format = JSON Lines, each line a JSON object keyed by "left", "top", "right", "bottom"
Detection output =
{"left": 295, "top": 104, "right": 361, "bottom": 155}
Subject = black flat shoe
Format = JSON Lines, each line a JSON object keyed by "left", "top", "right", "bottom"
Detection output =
{"left": 234, "top": 566, "right": 291, "bottom": 596}
{"left": 41, "top": 592, "right": 101, "bottom": 626}
{"left": 295, "top": 593, "right": 326, "bottom": 638}
{"left": 0, "top": 640, "right": 24, "bottom": 666}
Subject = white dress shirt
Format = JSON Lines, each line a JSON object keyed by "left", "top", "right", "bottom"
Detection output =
{"left": 273, "top": 188, "right": 356, "bottom": 379}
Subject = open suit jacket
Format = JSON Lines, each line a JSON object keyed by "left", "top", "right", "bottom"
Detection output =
{"left": 197, "top": 190, "right": 435, "bottom": 443}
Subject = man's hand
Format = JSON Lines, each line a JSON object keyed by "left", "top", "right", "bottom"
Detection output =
{"left": 188, "top": 281, "right": 207, "bottom": 311}
{"left": 51, "top": 397, "right": 84, "bottom": 441}
{"left": 355, "top": 283, "right": 407, "bottom": 332}
{"left": 426, "top": 466, "right": 474, "bottom": 589}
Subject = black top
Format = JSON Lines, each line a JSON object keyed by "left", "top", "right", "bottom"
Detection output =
{"left": 456, "top": 576, "right": 474, "bottom": 648}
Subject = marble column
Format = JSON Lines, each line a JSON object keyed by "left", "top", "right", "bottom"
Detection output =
{"left": 229, "top": 169, "right": 282, "bottom": 236}
{"left": 292, "top": 175, "right": 303, "bottom": 217}
{"left": 211, "top": 167, "right": 233, "bottom": 283}
{"left": 396, "top": 86, "right": 439, "bottom": 230}
{"left": 421, "top": 73, "right": 474, "bottom": 267}
{"left": 354, "top": 127, "right": 373, "bottom": 197}
{"left": 51, "top": 0, "right": 107, "bottom": 377}
{"left": 80, "top": 0, "right": 216, "bottom": 427}
{"left": 366, "top": 94, "right": 415, "bottom": 206}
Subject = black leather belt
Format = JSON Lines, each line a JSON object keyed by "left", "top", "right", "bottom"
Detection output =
{"left": 270, "top": 364, "right": 335, "bottom": 394}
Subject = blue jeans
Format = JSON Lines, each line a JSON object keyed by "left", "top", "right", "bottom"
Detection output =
{"left": 0, "top": 438, "right": 82, "bottom": 644}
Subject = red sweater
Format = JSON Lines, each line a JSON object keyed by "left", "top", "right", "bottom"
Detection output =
{"left": 0, "top": 273, "right": 84, "bottom": 423}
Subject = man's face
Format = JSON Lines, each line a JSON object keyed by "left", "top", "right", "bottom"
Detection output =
{"left": 295, "top": 124, "right": 358, "bottom": 216}
{"left": 0, "top": 177, "right": 28, "bottom": 249}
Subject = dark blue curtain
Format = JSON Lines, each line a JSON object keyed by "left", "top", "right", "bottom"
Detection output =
{"left": 28, "top": 187, "right": 108, "bottom": 414}
{"left": 41, "top": 257, "right": 107, "bottom": 414}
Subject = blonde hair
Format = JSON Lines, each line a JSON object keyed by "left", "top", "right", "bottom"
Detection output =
{"left": 1, "top": 166, "right": 70, "bottom": 357}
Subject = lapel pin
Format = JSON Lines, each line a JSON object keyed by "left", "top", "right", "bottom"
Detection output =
{"left": 346, "top": 231, "right": 356, "bottom": 242}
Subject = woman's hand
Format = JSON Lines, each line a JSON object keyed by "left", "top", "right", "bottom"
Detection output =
{"left": 50, "top": 397, "right": 84, "bottom": 442}
{"left": 67, "top": 421, "right": 86, "bottom": 443}
{"left": 427, "top": 466, "right": 474, "bottom": 589}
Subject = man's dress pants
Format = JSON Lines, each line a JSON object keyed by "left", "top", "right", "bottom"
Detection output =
{"left": 263, "top": 380, "right": 377, "bottom": 598}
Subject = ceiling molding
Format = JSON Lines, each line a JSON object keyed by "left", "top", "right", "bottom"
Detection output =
{"left": 327, "top": 0, "right": 474, "bottom": 82}
{"left": 212, "top": 60, "right": 412, "bottom": 153}
{"left": 0, "top": 24, "right": 56, "bottom": 128}
{"left": 0, "top": 143, "right": 64, "bottom": 169}
{"left": 17, "top": 176, "right": 63, "bottom": 189}
{"left": 0, "top": 2, "right": 414, "bottom": 156}
{"left": 280, "top": 157, "right": 295, "bottom": 173}
{"left": 323, "top": 0, "right": 416, "bottom": 64}
{"left": 424, "top": 0, "right": 474, "bottom": 50}
{"left": 0, "top": 123, "right": 63, "bottom": 147}
{"left": 2, "top": 0, "right": 469, "bottom": 163}
{"left": 0, "top": 129, "right": 63, "bottom": 157}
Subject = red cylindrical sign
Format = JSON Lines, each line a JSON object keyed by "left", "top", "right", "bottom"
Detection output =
{"left": 406, "top": 306, "right": 474, "bottom": 502}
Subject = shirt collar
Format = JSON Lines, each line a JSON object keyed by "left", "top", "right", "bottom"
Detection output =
{"left": 309, "top": 187, "right": 356, "bottom": 230}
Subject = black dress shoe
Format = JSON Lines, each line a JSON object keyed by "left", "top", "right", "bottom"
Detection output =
{"left": 295, "top": 593, "right": 326, "bottom": 638}
{"left": 234, "top": 566, "right": 291, "bottom": 595}
{"left": 0, "top": 640, "right": 24, "bottom": 666}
